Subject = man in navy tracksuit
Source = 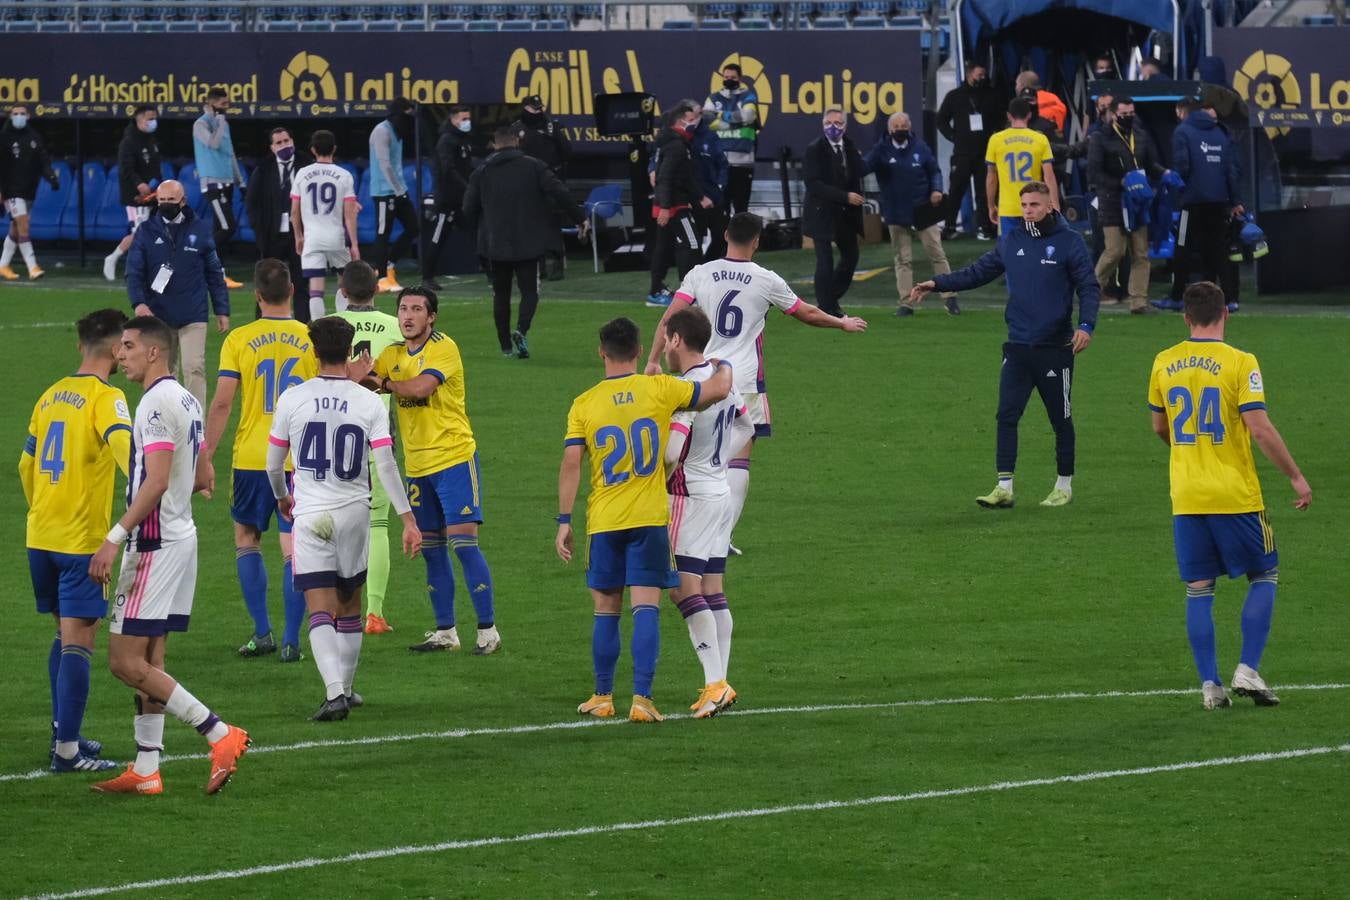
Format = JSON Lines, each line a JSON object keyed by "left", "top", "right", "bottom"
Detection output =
{"left": 1165, "top": 100, "right": 1242, "bottom": 309}
{"left": 912, "top": 181, "right": 1099, "bottom": 509}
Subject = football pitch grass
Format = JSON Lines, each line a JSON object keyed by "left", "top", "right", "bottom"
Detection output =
{"left": 3, "top": 243, "right": 1349, "bottom": 898}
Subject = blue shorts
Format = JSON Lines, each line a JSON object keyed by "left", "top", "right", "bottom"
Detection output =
{"left": 1173, "top": 512, "right": 1278, "bottom": 582}
{"left": 29, "top": 549, "right": 107, "bottom": 619}
{"left": 587, "top": 526, "right": 679, "bottom": 591}
{"left": 231, "top": 469, "right": 293, "bottom": 534}
{"left": 408, "top": 455, "right": 484, "bottom": 533}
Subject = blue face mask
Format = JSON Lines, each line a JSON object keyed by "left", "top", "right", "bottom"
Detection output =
{"left": 144, "top": 119, "right": 158, "bottom": 134}
{"left": 456, "top": 119, "right": 472, "bottom": 133}
{"left": 824, "top": 123, "right": 844, "bottom": 142}
{"left": 10, "top": 114, "right": 27, "bottom": 129}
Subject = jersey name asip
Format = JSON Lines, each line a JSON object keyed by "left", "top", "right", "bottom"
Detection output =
{"left": 218, "top": 317, "right": 317, "bottom": 470}
{"left": 668, "top": 362, "right": 744, "bottom": 500}
{"left": 291, "top": 162, "right": 356, "bottom": 251}
{"left": 128, "top": 377, "right": 202, "bottom": 551}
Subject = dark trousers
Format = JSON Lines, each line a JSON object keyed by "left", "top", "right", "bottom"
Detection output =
{"left": 697, "top": 203, "right": 728, "bottom": 262}
{"left": 204, "top": 185, "right": 237, "bottom": 253}
{"left": 491, "top": 258, "right": 540, "bottom": 351}
{"left": 725, "top": 167, "right": 753, "bottom": 215}
{"left": 996, "top": 342, "right": 1075, "bottom": 477}
{"left": 423, "top": 209, "right": 456, "bottom": 280}
{"left": 945, "top": 151, "right": 992, "bottom": 236}
{"left": 812, "top": 225, "right": 859, "bottom": 315}
{"left": 254, "top": 236, "right": 309, "bottom": 323}
{"left": 1170, "top": 203, "right": 1237, "bottom": 303}
{"left": 370, "top": 194, "right": 420, "bottom": 277}
{"left": 650, "top": 209, "right": 700, "bottom": 294}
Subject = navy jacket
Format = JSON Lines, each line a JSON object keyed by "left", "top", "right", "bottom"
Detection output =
{"left": 1171, "top": 111, "right": 1239, "bottom": 207}
{"left": 126, "top": 207, "right": 230, "bottom": 327}
{"left": 649, "top": 121, "right": 729, "bottom": 206}
{"left": 863, "top": 135, "right": 942, "bottom": 227}
{"left": 933, "top": 211, "right": 1099, "bottom": 346}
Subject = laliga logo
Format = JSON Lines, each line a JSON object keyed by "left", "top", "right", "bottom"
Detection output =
{"left": 280, "top": 51, "right": 339, "bottom": 103}
{"left": 1233, "top": 50, "right": 1300, "bottom": 138}
{"left": 711, "top": 54, "right": 773, "bottom": 125}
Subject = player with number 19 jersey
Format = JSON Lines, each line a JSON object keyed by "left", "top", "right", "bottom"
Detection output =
{"left": 292, "top": 163, "right": 356, "bottom": 255}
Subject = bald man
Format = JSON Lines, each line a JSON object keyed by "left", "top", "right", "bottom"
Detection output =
{"left": 125, "top": 178, "right": 231, "bottom": 407}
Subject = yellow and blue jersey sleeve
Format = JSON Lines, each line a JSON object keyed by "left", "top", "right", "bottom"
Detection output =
{"left": 219, "top": 319, "right": 317, "bottom": 470}
{"left": 380, "top": 333, "right": 475, "bottom": 477}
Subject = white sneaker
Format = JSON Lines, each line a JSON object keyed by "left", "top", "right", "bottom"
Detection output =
{"left": 1202, "top": 681, "right": 1231, "bottom": 710}
{"left": 409, "top": 627, "right": 460, "bottom": 653}
{"left": 1231, "top": 664, "right": 1280, "bottom": 706}
{"left": 472, "top": 626, "right": 502, "bottom": 656}
{"left": 102, "top": 253, "right": 118, "bottom": 282}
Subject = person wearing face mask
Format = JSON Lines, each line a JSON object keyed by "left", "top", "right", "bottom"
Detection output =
{"left": 368, "top": 97, "right": 420, "bottom": 294}
{"left": 1093, "top": 55, "right": 1117, "bottom": 80}
{"left": 191, "top": 87, "right": 244, "bottom": 289}
{"left": 937, "top": 61, "right": 1001, "bottom": 240}
{"left": 1088, "top": 96, "right": 1167, "bottom": 314}
{"left": 864, "top": 112, "right": 957, "bottom": 318}
{"left": 0, "top": 104, "right": 58, "bottom": 282}
{"left": 245, "top": 127, "right": 313, "bottom": 323}
{"left": 647, "top": 103, "right": 728, "bottom": 262}
{"left": 104, "top": 105, "right": 162, "bottom": 282}
{"left": 646, "top": 102, "right": 711, "bottom": 308}
{"left": 703, "top": 62, "right": 759, "bottom": 216}
{"left": 801, "top": 106, "right": 865, "bottom": 318}
{"left": 425, "top": 105, "right": 476, "bottom": 290}
{"left": 124, "top": 180, "right": 230, "bottom": 409}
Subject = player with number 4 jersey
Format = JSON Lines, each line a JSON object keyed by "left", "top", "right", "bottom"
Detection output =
{"left": 202, "top": 259, "right": 317, "bottom": 663}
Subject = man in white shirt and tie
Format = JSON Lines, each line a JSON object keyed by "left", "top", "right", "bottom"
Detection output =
{"left": 245, "top": 128, "right": 312, "bottom": 322}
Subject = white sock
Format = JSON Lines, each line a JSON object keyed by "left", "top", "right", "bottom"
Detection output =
{"left": 727, "top": 465, "right": 750, "bottom": 536}
{"left": 309, "top": 295, "right": 327, "bottom": 321}
{"left": 337, "top": 629, "right": 363, "bottom": 695}
{"left": 19, "top": 241, "right": 37, "bottom": 269}
{"left": 308, "top": 622, "right": 346, "bottom": 701}
{"left": 998, "top": 474, "right": 1014, "bottom": 492}
{"left": 107, "top": 247, "right": 124, "bottom": 262}
{"left": 133, "top": 713, "right": 164, "bottom": 775}
{"left": 685, "top": 609, "right": 723, "bottom": 684}
{"left": 55, "top": 740, "right": 78, "bottom": 760}
{"left": 0, "top": 236, "right": 15, "bottom": 267}
{"left": 1055, "top": 475, "right": 1073, "bottom": 493}
{"left": 334, "top": 288, "right": 349, "bottom": 312}
{"left": 164, "top": 683, "right": 226, "bottom": 741}
{"left": 712, "top": 608, "right": 733, "bottom": 678}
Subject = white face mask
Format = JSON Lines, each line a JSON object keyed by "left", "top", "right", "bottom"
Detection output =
{"left": 10, "top": 114, "right": 27, "bottom": 129}
{"left": 456, "top": 119, "right": 472, "bottom": 133}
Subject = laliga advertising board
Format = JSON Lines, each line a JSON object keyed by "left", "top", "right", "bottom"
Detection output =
{"left": 1212, "top": 26, "right": 1350, "bottom": 138}
{"left": 0, "top": 32, "right": 923, "bottom": 155}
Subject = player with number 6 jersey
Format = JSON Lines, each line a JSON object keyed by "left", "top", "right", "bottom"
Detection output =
{"left": 202, "top": 259, "right": 317, "bottom": 663}
{"left": 290, "top": 130, "right": 359, "bottom": 321}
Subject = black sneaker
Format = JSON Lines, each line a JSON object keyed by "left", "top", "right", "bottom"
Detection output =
{"left": 238, "top": 632, "right": 277, "bottom": 658}
{"left": 278, "top": 643, "right": 304, "bottom": 663}
{"left": 311, "top": 695, "right": 350, "bottom": 722}
{"left": 511, "top": 330, "right": 530, "bottom": 359}
{"left": 895, "top": 306, "right": 915, "bottom": 318}
{"left": 422, "top": 277, "right": 444, "bottom": 291}
{"left": 941, "top": 227, "right": 960, "bottom": 241}
{"left": 945, "top": 296, "right": 961, "bottom": 316}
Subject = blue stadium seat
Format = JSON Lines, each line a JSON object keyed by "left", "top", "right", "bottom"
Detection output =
{"left": 466, "top": 19, "right": 499, "bottom": 30}
{"left": 92, "top": 167, "right": 128, "bottom": 242}
{"left": 160, "top": 161, "right": 177, "bottom": 183}
{"left": 299, "top": 19, "right": 333, "bottom": 31}
{"left": 536, "top": 18, "right": 568, "bottom": 29}
{"left": 236, "top": 203, "right": 254, "bottom": 244}
{"left": 355, "top": 169, "right": 375, "bottom": 244}
{"left": 854, "top": 15, "right": 885, "bottom": 27}
{"left": 338, "top": 162, "right": 361, "bottom": 185}
{"left": 813, "top": 16, "right": 848, "bottom": 28}
{"left": 1303, "top": 15, "right": 1337, "bottom": 26}
{"left": 265, "top": 19, "right": 301, "bottom": 31}
{"left": 365, "top": 18, "right": 399, "bottom": 30}
{"left": 100, "top": 20, "right": 134, "bottom": 32}
{"left": 30, "top": 162, "right": 71, "bottom": 242}
{"left": 166, "top": 20, "right": 201, "bottom": 31}
{"left": 135, "top": 20, "right": 169, "bottom": 32}
{"left": 482, "top": 4, "right": 510, "bottom": 16}
{"left": 401, "top": 164, "right": 434, "bottom": 195}
{"left": 333, "top": 19, "right": 365, "bottom": 30}
{"left": 575, "top": 4, "right": 603, "bottom": 18}
{"left": 737, "top": 17, "right": 771, "bottom": 28}
{"left": 432, "top": 18, "right": 467, "bottom": 29}
{"left": 501, "top": 19, "right": 532, "bottom": 30}
{"left": 663, "top": 19, "right": 695, "bottom": 29}
{"left": 6, "top": 21, "right": 39, "bottom": 32}
{"left": 706, "top": 2, "right": 737, "bottom": 15}
{"left": 62, "top": 163, "right": 105, "bottom": 240}
{"left": 37, "top": 19, "right": 74, "bottom": 32}
{"left": 740, "top": 2, "right": 777, "bottom": 16}
{"left": 701, "top": 17, "right": 734, "bottom": 28}
{"left": 513, "top": 4, "right": 544, "bottom": 17}
{"left": 889, "top": 14, "right": 921, "bottom": 26}
{"left": 919, "top": 27, "right": 949, "bottom": 50}
{"left": 199, "top": 19, "right": 237, "bottom": 31}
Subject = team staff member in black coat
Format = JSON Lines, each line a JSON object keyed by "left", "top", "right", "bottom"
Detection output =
{"left": 802, "top": 106, "right": 864, "bottom": 318}
{"left": 0, "top": 104, "right": 58, "bottom": 281}
{"left": 936, "top": 61, "right": 1001, "bottom": 240}
{"left": 104, "top": 105, "right": 161, "bottom": 282}
{"left": 245, "top": 127, "right": 313, "bottom": 322}
{"left": 511, "top": 94, "right": 570, "bottom": 177}
{"left": 647, "top": 101, "right": 712, "bottom": 307}
{"left": 462, "top": 127, "right": 587, "bottom": 359}
{"left": 424, "top": 105, "right": 476, "bottom": 290}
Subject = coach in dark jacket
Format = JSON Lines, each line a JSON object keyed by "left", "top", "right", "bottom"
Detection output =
{"left": 936, "top": 61, "right": 1001, "bottom": 239}
{"left": 912, "top": 182, "right": 1098, "bottom": 509}
{"left": 245, "top": 127, "right": 311, "bottom": 321}
{"left": 462, "top": 127, "right": 586, "bottom": 358}
{"left": 126, "top": 179, "right": 229, "bottom": 408}
{"left": 104, "top": 105, "right": 162, "bottom": 282}
{"left": 647, "top": 103, "right": 710, "bottom": 303}
{"left": 1166, "top": 100, "right": 1242, "bottom": 307}
{"left": 424, "top": 105, "right": 476, "bottom": 286}
{"left": 802, "top": 107, "right": 864, "bottom": 317}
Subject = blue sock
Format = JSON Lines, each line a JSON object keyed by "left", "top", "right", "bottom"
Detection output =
{"left": 235, "top": 547, "right": 271, "bottom": 637}
{"left": 1186, "top": 588, "right": 1220, "bottom": 684}
{"left": 282, "top": 556, "right": 305, "bottom": 649}
{"left": 422, "top": 538, "right": 456, "bottom": 629}
{"left": 55, "top": 645, "right": 92, "bottom": 743}
{"left": 592, "top": 613, "right": 621, "bottom": 695}
{"left": 450, "top": 535, "right": 495, "bottom": 628}
{"left": 631, "top": 605, "right": 660, "bottom": 698}
{"left": 47, "top": 633, "right": 61, "bottom": 726}
{"left": 1240, "top": 571, "right": 1277, "bottom": 670}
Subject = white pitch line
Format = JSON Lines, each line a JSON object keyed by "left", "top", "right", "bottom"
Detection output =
{"left": 5, "top": 682, "right": 1347, "bottom": 787}
{"left": 27, "top": 742, "right": 1350, "bottom": 900}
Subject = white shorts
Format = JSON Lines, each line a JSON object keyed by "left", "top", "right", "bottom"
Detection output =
{"left": 301, "top": 247, "right": 352, "bottom": 277}
{"left": 742, "top": 391, "right": 772, "bottom": 438}
{"left": 669, "top": 494, "right": 733, "bottom": 572}
{"left": 108, "top": 536, "right": 199, "bottom": 638}
{"left": 292, "top": 505, "right": 370, "bottom": 593}
{"left": 5, "top": 197, "right": 29, "bottom": 218}
{"left": 125, "top": 206, "right": 151, "bottom": 234}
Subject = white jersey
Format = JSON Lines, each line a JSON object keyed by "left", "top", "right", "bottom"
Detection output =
{"left": 668, "top": 362, "right": 746, "bottom": 500}
{"left": 674, "top": 259, "right": 803, "bottom": 394}
{"left": 269, "top": 376, "right": 393, "bottom": 516}
{"left": 128, "top": 377, "right": 202, "bottom": 551}
{"left": 291, "top": 162, "right": 356, "bottom": 252}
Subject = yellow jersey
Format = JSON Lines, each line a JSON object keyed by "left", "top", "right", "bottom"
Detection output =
{"left": 374, "top": 331, "right": 475, "bottom": 477}
{"left": 23, "top": 374, "right": 132, "bottom": 554}
{"left": 217, "top": 317, "right": 317, "bottom": 470}
{"left": 565, "top": 373, "right": 698, "bottom": 535}
{"left": 1148, "top": 338, "right": 1266, "bottom": 515}
{"left": 985, "top": 127, "right": 1055, "bottom": 217}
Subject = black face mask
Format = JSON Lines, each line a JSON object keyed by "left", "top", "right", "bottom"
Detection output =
{"left": 723, "top": 78, "right": 740, "bottom": 91}
{"left": 522, "top": 109, "right": 545, "bottom": 126}
{"left": 1095, "top": 69, "right": 1112, "bottom": 78}
{"left": 973, "top": 76, "right": 989, "bottom": 88}
{"left": 158, "top": 202, "right": 182, "bottom": 220}
{"left": 891, "top": 130, "right": 910, "bottom": 143}
{"left": 1116, "top": 115, "right": 1135, "bottom": 130}
{"left": 390, "top": 112, "right": 414, "bottom": 140}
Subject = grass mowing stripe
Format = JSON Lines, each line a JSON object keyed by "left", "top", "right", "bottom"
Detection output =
{"left": 28, "top": 742, "right": 1350, "bottom": 900}
{"left": 6, "top": 682, "right": 1346, "bottom": 786}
